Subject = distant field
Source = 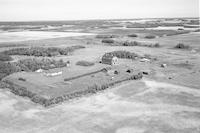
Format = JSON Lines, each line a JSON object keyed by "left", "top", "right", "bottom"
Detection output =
{"left": 0, "top": 18, "right": 200, "bottom": 133}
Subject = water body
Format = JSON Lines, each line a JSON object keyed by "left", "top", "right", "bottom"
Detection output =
{"left": 0, "top": 31, "right": 94, "bottom": 42}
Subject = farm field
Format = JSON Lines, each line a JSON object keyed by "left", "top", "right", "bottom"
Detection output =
{"left": 0, "top": 18, "right": 200, "bottom": 132}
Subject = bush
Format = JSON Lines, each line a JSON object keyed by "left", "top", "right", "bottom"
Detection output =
{"left": 18, "top": 77, "right": 26, "bottom": 81}
{"left": 149, "top": 43, "right": 160, "bottom": 48}
{"left": 0, "top": 53, "right": 12, "bottom": 61}
{"left": 128, "top": 34, "right": 138, "bottom": 37}
{"left": 102, "top": 39, "right": 114, "bottom": 43}
{"left": 178, "top": 28, "right": 184, "bottom": 30}
{"left": 122, "top": 41, "right": 141, "bottom": 46}
{"left": 154, "top": 43, "right": 160, "bottom": 47}
{"left": 145, "top": 35, "right": 156, "bottom": 39}
{"left": 174, "top": 43, "right": 190, "bottom": 49}
{"left": 76, "top": 61, "right": 95, "bottom": 67}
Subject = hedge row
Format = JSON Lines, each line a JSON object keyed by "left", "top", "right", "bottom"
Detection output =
{"left": 103, "top": 51, "right": 140, "bottom": 60}
{"left": 121, "top": 41, "right": 160, "bottom": 48}
{"left": 127, "top": 34, "right": 138, "bottom": 37}
{"left": 0, "top": 62, "right": 20, "bottom": 80}
{"left": 2, "top": 45, "right": 85, "bottom": 57}
{"left": 0, "top": 58, "right": 67, "bottom": 80}
{"left": 102, "top": 39, "right": 115, "bottom": 44}
{"left": 16, "top": 58, "right": 67, "bottom": 71}
{"left": 2, "top": 80, "right": 48, "bottom": 106}
{"left": 126, "top": 23, "right": 159, "bottom": 28}
{"left": 0, "top": 53, "right": 12, "bottom": 61}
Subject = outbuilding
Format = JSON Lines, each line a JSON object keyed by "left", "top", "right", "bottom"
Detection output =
{"left": 101, "top": 54, "right": 118, "bottom": 65}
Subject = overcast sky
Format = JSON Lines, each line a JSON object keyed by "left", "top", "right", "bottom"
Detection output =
{"left": 0, "top": 0, "right": 199, "bottom": 21}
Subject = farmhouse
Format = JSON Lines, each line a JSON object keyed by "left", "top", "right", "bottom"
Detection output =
{"left": 101, "top": 54, "right": 118, "bottom": 65}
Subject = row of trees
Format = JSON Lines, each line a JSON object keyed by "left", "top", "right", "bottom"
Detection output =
{"left": 0, "top": 58, "right": 67, "bottom": 80}
{"left": 16, "top": 58, "right": 67, "bottom": 71}
{"left": 103, "top": 50, "right": 140, "bottom": 60}
{"left": 3, "top": 45, "right": 85, "bottom": 57}
{"left": 0, "top": 53, "right": 12, "bottom": 61}
{"left": 121, "top": 41, "right": 160, "bottom": 48}
{"left": 145, "top": 35, "right": 156, "bottom": 39}
{"left": 0, "top": 62, "right": 20, "bottom": 80}
{"left": 126, "top": 23, "right": 159, "bottom": 28}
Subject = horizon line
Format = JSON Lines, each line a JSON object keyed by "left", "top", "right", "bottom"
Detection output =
{"left": 0, "top": 16, "right": 199, "bottom": 23}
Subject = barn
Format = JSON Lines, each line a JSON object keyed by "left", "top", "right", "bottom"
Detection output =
{"left": 101, "top": 54, "right": 118, "bottom": 65}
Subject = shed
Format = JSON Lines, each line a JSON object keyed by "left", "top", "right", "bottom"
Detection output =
{"left": 45, "top": 71, "right": 62, "bottom": 77}
{"left": 35, "top": 69, "right": 43, "bottom": 73}
{"left": 101, "top": 54, "right": 118, "bottom": 65}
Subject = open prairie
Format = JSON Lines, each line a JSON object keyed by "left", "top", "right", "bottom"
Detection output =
{"left": 0, "top": 18, "right": 200, "bottom": 132}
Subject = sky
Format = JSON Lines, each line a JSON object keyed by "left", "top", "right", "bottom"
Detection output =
{"left": 0, "top": 0, "right": 199, "bottom": 21}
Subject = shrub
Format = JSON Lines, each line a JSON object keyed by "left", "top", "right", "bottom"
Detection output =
{"left": 174, "top": 43, "right": 190, "bottom": 49}
{"left": 153, "top": 43, "right": 160, "bottom": 48}
{"left": 145, "top": 35, "right": 156, "bottom": 39}
{"left": 102, "top": 39, "right": 114, "bottom": 43}
{"left": 18, "top": 77, "right": 26, "bottom": 81}
{"left": 128, "top": 34, "right": 138, "bottom": 37}
{"left": 76, "top": 61, "right": 95, "bottom": 67}
{"left": 178, "top": 28, "right": 184, "bottom": 30}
